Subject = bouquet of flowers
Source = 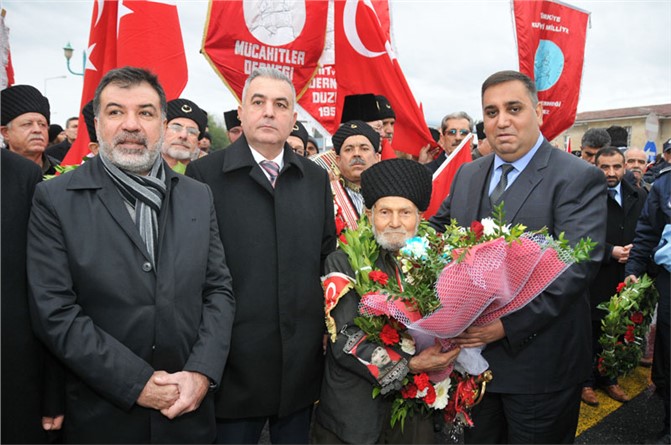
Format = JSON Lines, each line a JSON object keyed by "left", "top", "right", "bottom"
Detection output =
{"left": 337, "top": 205, "right": 595, "bottom": 432}
{"left": 597, "top": 275, "right": 659, "bottom": 381}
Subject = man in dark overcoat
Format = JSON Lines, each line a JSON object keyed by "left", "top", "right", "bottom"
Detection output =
{"left": 429, "top": 70, "right": 606, "bottom": 443}
{"left": 186, "top": 67, "right": 336, "bottom": 444}
{"left": 1, "top": 149, "right": 63, "bottom": 443}
{"left": 581, "top": 147, "right": 647, "bottom": 406}
{"left": 27, "top": 67, "right": 235, "bottom": 443}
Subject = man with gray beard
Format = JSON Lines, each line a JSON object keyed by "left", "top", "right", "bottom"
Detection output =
{"left": 26, "top": 66, "right": 235, "bottom": 443}
{"left": 314, "top": 159, "right": 460, "bottom": 444}
{"left": 160, "top": 98, "right": 208, "bottom": 171}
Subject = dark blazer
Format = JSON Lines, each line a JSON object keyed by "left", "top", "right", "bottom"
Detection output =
{"left": 589, "top": 179, "right": 647, "bottom": 319}
{"left": 45, "top": 139, "right": 71, "bottom": 162}
{"left": 186, "top": 136, "right": 336, "bottom": 418}
{"left": 27, "top": 156, "right": 235, "bottom": 443}
{"left": 1, "top": 150, "right": 51, "bottom": 443}
{"left": 429, "top": 140, "right": 607, "bottom": 393}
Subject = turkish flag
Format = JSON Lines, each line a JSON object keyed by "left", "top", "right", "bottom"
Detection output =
{"left": 423, "top": 135, "right": 473, "bottom": 219}
{"left": 203, "top": 0, "right": 328, "bottom": 103}
{"left": 334, "top": 0, "right": 434, "bottom": 157}
{"left": 62, "top": 0, "right": 187, "bottom": 166}
{"left": 299, "top": 0, "right": 391, "bottom": 135}
{"left": 514, "top": 0, "right": 590, "bottom": 142}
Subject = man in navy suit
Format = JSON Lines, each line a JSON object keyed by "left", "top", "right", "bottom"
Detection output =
{"left": 429, "top": 70, "right": 606, "bottom": 443}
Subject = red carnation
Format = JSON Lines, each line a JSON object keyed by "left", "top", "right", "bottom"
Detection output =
{"left": 369, "top": 270, "right": 389, "bottom": 286}
{"left": 470, "top": 220, "right": 484, "bottom": 240}
{"left": 616, "top": 282, "right": 627, "bottom": 293}
{"left": 597, "top": 357, "right": 606, "bottom": 375}
{"left": 630, "top": 311, "right": 644, "bottom": 324}
{"left": 423, "top": 384, "right": 437, "bottom": 405}
{"left": 413, "top": 373, "right": 430, "bottom": 391}
{"left": 380, "top": 325, "right": 400, "bottom": 345}
{"left": 624, "top": 325, "right": 636, "bottom": 343}
{"left": 335, "top": 216, "right": 346, "bottom": 235}
{"left": 338, "top": 233, "right": 348, "bottom": 245}
{"left": 401, "top": 383, "right": 418, "bottom": 399}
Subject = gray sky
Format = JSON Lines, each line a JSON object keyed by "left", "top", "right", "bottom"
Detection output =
{"left": 4, "top": 0, "right": 671, "bottom": 129}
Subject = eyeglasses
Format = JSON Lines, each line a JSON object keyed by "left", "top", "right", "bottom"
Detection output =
{"left": 168, "top": 123, "right": 199, "bottom": 137}
{"left": 445, "top": 129, "right": 470, "bottom": 136}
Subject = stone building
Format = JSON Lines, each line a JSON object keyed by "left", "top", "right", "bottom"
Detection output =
{"left": 556, "top": 103, "right": 671, "bottom": 155}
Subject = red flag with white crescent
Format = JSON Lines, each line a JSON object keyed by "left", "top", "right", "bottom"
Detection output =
{"left": 299, "top": 0, "right": 391, "bottom": 135}
{"left": 334, "top": 0, "right": 434, "bottom": 157}
{"left": 424, "top": 135, "right": 473, "bottom": 219}
{"left": 322, "top": 272, "right": 354, "bottom": 342}
{"left": 202, "top": 0, "right": 328, "bottom": 103}
{"left": 513, "top": 0, "right": 590, "bottom": 142}
{"left": 62, "top": 0, "right": 188, "bottom": 166}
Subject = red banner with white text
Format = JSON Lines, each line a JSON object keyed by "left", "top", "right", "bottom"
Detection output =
{"left": 513, "top": 0, "right": 590, "bottom": 142}
{"left": 62, "top": 0, "right": 187, "bottom": 166}
{"left": 202, "top": 0, "right": 328, "bottom": 103}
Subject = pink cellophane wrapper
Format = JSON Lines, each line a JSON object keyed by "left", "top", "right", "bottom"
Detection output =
{"left": 359, "top": 234, "right": 575, "bottom": 378}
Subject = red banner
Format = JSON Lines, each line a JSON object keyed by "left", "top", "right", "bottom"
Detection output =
{"left": 424, "top": 136, "right": 473, "bottom": 219}
{"left": 514, "top": 0, "right": 590, "bottom": 142}
{"left": 202, "top": 0, "right": 328, "bottom": 103}
{"left": 62, "top": 0, "right": 187, "bottom": 166}
{"left": 333, "top": 0, "right": 434, "bottom": 157}
{"left": 299, "top": 0, "right": 391, "bottom": 135}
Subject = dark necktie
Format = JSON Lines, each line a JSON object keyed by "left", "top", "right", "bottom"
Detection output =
{"left": 608, "top": 188, "right": 619, "bottom": 206}
{"left": 490, "top": 164, "right": 514, "bottom": 205}
{"left": 260, "top": 160, "right": 280, "bottom": 187}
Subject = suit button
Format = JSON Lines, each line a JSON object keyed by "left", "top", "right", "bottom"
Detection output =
{"left": 142, "top": 262, "right": 152, "bottom": 272}
{"left": 152, "top": 345, "right": 156, "bottom": 350}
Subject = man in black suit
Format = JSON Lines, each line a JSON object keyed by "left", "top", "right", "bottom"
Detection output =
{"left": 1, "top": 150, "right": 63, "bottom": 443}
{"left": 581, "top": 147, "right": 647, "bottom": 406}
{"left": 429, "top": 70, "right": 606, "bottom": 443}
{"left": 186, "top": 67, "right": 336, "bottom": 444}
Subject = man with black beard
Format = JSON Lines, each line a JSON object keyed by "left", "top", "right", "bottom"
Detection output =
{"left": 27, "top": 66, "right": 235, "bottom": 443}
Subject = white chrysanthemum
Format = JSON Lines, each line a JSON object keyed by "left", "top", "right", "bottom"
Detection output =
{"left": 428, "top": 377, "right": 452, "bottom": 409}
{"left": 400, "top": 335, "right": 416, "bottom": 355}
{"left": 401, "top": 237, "right": 429, "bottom": 259}
{"left": 416, "top": 387, "right": 428, "bottom": 398}
{"left": 481, "top": 217, "right": 497, "bottom": 236}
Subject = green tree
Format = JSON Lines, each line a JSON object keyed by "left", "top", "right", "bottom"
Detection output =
{"left": 207, "top": 114, "right": 230, "bottom": 151}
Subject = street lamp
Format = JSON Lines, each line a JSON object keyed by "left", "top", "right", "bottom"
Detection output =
{"left": 63, "top": 42, "right": 85, "bottom": 76}
{"left": 43, "top": 75, "right": 66, "bottom": 96}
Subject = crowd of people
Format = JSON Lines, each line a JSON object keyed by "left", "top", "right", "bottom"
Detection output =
{"left": 1, "top": 66, "right": 669, "bottom": 445}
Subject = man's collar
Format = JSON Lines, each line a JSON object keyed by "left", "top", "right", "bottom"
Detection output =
{"left": 341, "top": 176, "right": 361, "bottom": 193}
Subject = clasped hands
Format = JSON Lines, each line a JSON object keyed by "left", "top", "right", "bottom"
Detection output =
{"left": 136, "top": 370, "right": 210, "bottom": 419}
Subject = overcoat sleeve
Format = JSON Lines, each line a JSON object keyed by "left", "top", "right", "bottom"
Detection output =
{"left": 27, "top": 184, "right": 154, "bottom": 411}
{"left": 182, "top": 186, "right": 235, "bottom": 384}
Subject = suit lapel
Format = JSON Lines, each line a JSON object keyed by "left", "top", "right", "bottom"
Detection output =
{"left": 621, "top": 180, "right": 638, "bottom": 216}
{"left": 466, "top": 157, "right": 493, "bottom": 222}
{"left": 73, "top": 157, "right": 154, "bottom": 263}
{"left": 502, "top": 141, "right": 550, "bottom": 223}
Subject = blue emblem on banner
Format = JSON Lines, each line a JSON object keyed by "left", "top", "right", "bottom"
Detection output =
{"left": 534, "top": 40, "right": 564, "bottom": 91}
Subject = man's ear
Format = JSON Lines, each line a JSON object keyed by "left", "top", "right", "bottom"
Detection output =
{"left": 365, "top": 208, "right": 372, "bottom": 219}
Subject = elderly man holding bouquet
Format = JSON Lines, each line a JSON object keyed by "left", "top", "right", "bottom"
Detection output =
{"left": 314, "top": 138, "right": 460, "bottom": 444}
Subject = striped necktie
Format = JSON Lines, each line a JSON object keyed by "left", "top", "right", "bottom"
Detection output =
{"left": 260, "top": 160, "right": 280, "bottom": 187}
